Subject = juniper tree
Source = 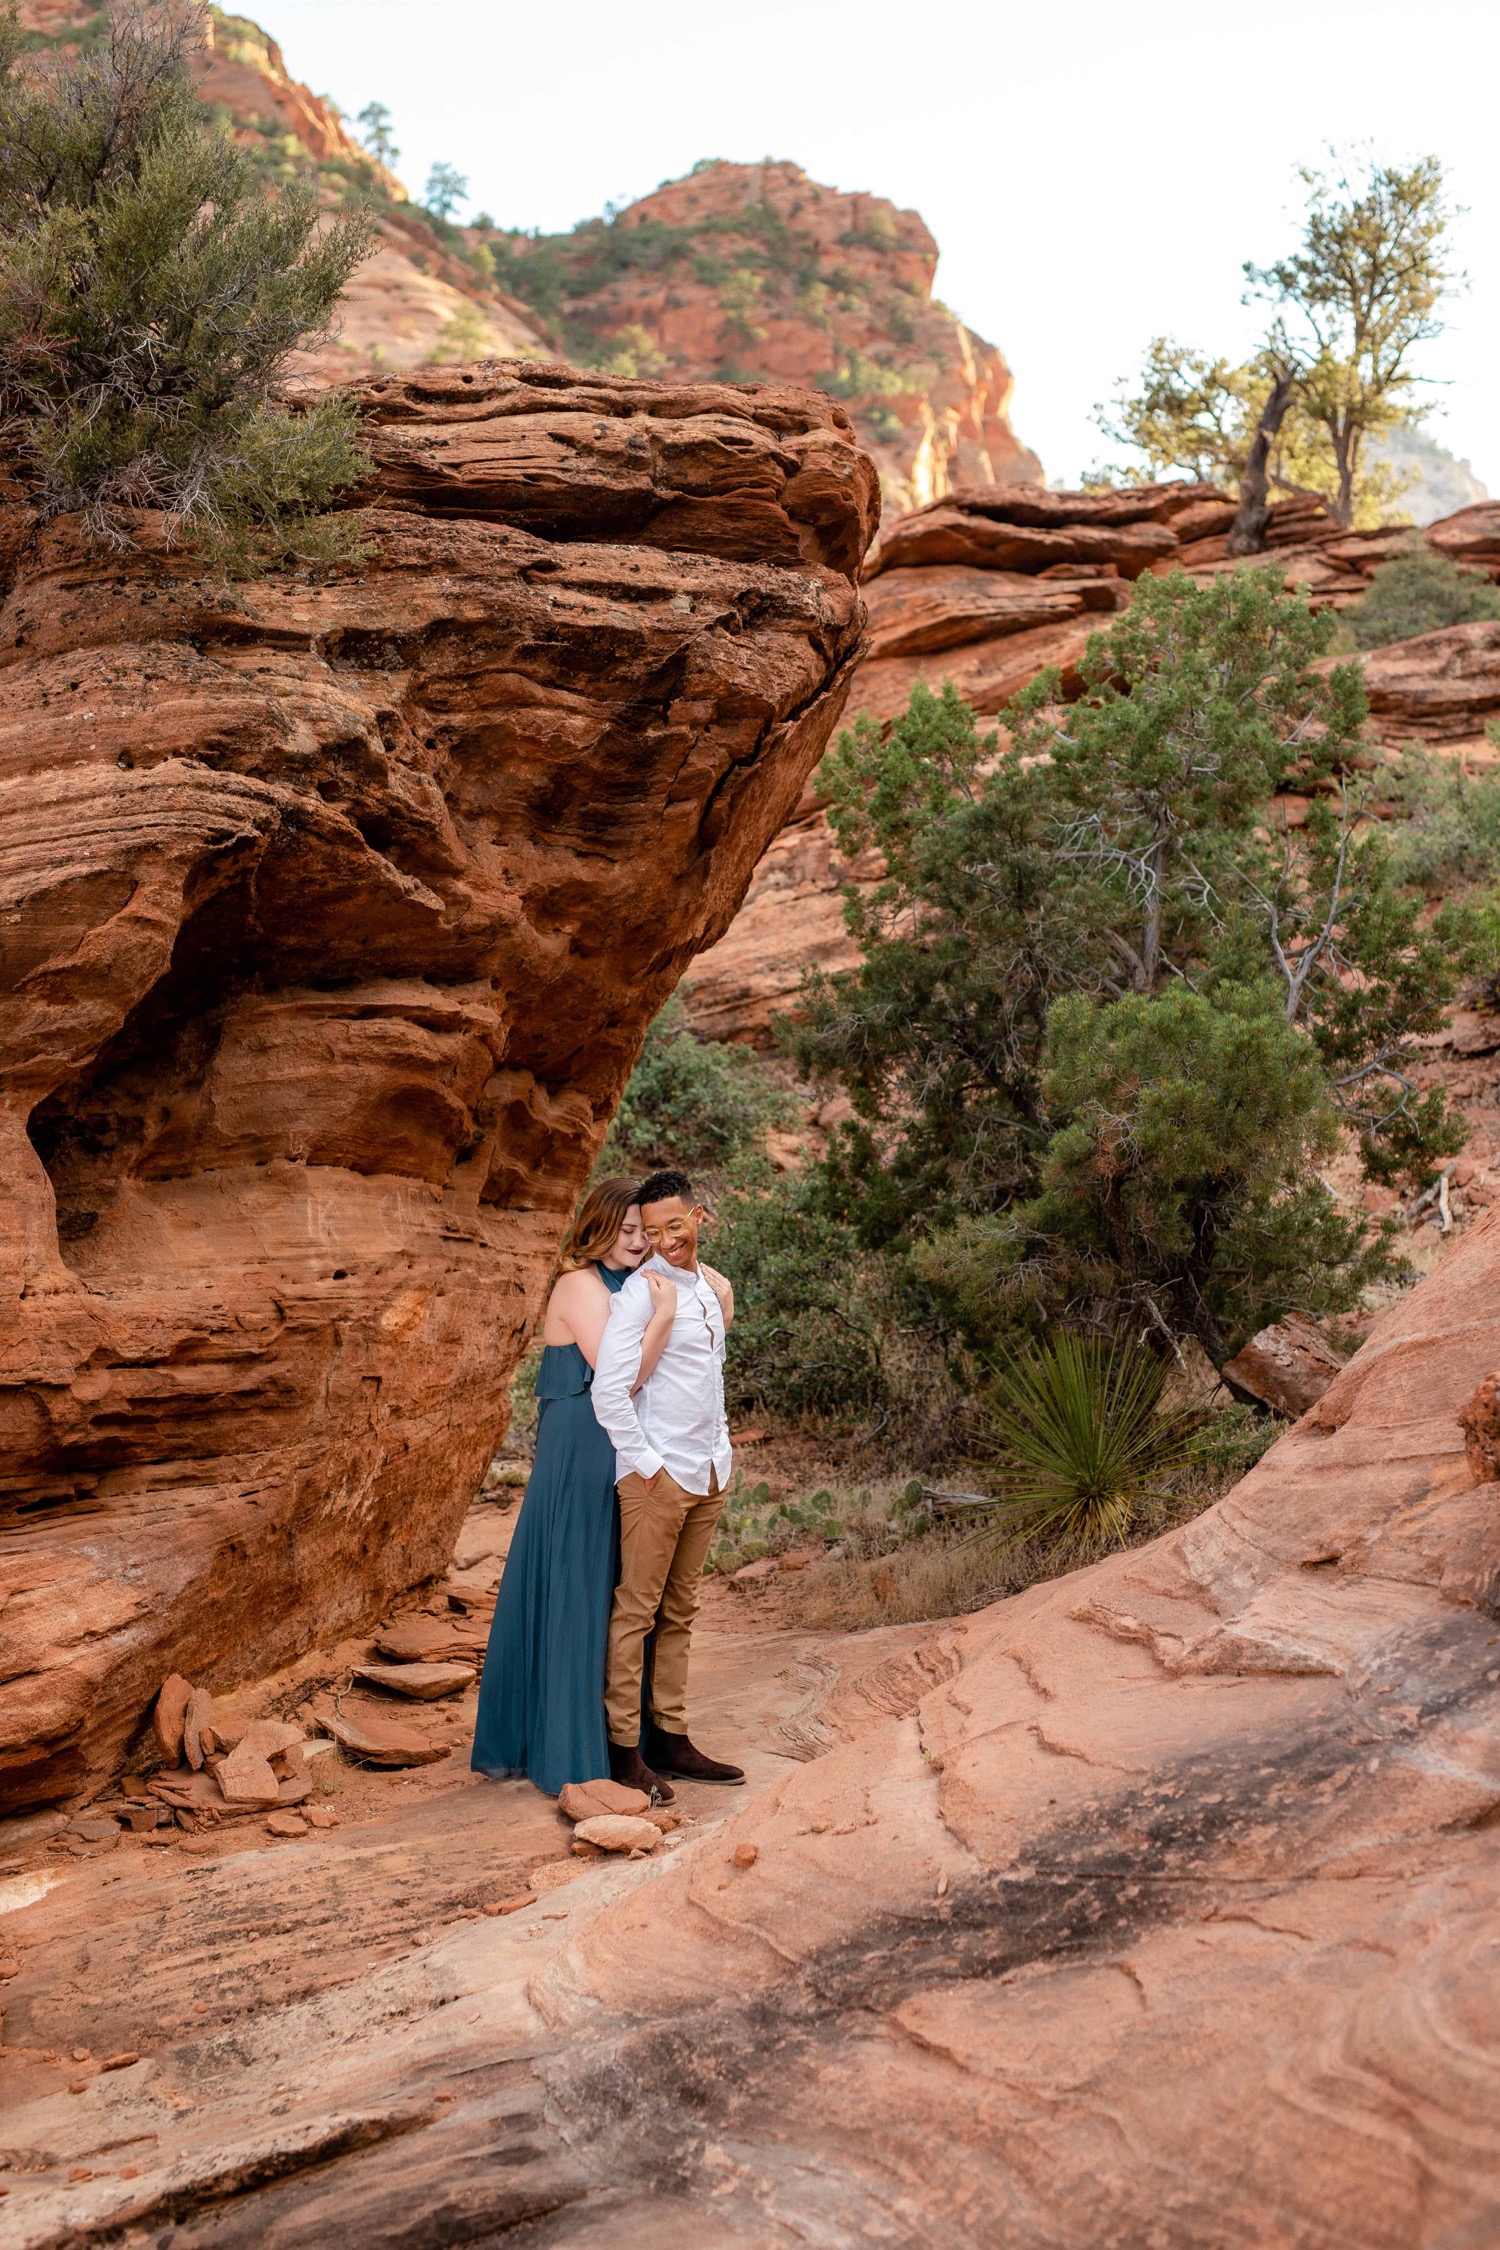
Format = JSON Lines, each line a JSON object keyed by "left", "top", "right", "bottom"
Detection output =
{"left": 793, "top": 567, "right": 1492, "bottom": 1353}
{"left": 0, "top": 2, "right": 374, "bottom": 563}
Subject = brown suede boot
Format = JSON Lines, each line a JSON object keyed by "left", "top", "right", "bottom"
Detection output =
{"left": 608, "top": 1740, "right": 675, "bottom": 1803}
{"left": 643, "top": 1726, "right": 744, "bottom": 1784}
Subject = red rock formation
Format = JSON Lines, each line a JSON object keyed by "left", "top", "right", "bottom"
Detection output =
{"left": 0, "top": 363, "right": 876, "bottom": 1810}
{"left": 16, "top": 1205, "right": 1500, "bottom": 2242}
{"left": 491, "top": 161, "right": 1041, "bottom": 522}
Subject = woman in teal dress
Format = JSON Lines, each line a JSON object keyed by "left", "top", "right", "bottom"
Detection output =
{"left": 472, "top": 1179, "right": 676, "bottom": 1796}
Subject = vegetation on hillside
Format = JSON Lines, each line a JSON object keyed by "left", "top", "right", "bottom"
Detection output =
{"left": 0, "top": 2, "right": 371, "bottom": 564}
{"left": 475, "top": 163, "right": 937, "bottom": 403}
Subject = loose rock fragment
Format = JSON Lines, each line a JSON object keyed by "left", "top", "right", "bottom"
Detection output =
{"left": 153, "top": 1676, "right": 193, "bottom": 1763}
{"left": 265, "top": 1813, "right": 308, "bottom": 1838}
{"left": 182, "top": 1688, "right": 215, "bottom": 1772}
{"left": 373, "top": 1618, "right": 488, "bottom": 1667}
{"left": 216, "top": 1743, "right": 281, "bottom": 1807}
{"left": 572, "top": 1815, "right": 664, "bottom": 1854}
{"left": 314, "top": 1704, "right": 449, "bottom": 1767}
{"left": 213, "top": 1718, "right": 305, "bottom": 1758}
{"left": 352, "top": 1661, "right": 476, "bottom": 1701}
{"left": 558, "top": 1779, "right": 651, "bottom": 1822}
{"left": 732, "top": 1842, "right": 759, "bottom": 1868}
{"left": 303, "top": 1807, "right": 338, "bottom": 1830}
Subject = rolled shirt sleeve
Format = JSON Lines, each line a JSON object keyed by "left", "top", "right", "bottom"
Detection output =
{"left": 590, "top": 1273, "right": 664, "bottom": 1481}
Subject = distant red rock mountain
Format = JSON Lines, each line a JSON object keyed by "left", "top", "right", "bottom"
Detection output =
{"left": 486, "top": 159, "right": 1041, "bottom": 521}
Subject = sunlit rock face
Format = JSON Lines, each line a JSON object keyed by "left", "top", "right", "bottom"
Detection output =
{"left": 0, "top": 362, "right": 876, "bottom": 1808}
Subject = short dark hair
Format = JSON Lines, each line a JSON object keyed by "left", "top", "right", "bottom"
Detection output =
{"left": 636, "top": 1167, "right": 695, "bottom": 1210}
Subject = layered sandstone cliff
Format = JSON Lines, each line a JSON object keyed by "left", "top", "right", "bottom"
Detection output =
{"left": 490, "top": 160, "right": 1041, "bottom": 522}
{"left": 0, "top": 363, "right": 877, "bottom": 1810}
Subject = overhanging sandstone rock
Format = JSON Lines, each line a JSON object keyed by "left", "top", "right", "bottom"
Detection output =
{"left": 0, "top": 362, "right": 876, "bottom": 1809}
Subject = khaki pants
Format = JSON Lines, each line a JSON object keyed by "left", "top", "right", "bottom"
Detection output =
{"left": 605, "top": 1466, "right": 722, "bottom": 1746}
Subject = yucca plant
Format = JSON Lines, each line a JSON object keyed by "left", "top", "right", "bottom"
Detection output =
{"left": 978, "top": 1333, "right": 1203, "bottom": 1553}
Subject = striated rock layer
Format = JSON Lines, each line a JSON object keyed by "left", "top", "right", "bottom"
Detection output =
{"left": 0, "top": 362, "right": 876, "bottom": 1809}
{"left": 12, "top": 1206, "right": 1500, "bottom": 2246}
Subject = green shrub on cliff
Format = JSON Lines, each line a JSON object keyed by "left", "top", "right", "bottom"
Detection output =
{"left": 0, "top": 2, "right": 372, "bottom": 564}
{"left": 1346, "top": 542, "right": 1500, "bottom": 648}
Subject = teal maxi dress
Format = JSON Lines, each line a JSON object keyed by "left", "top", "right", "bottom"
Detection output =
{"left": 470, "top": 1262, "right": 627, "bottom": 1796}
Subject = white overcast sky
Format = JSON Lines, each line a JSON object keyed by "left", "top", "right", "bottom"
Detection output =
{"left": 257, "top": 0, "right": 1500, "bottom": 491}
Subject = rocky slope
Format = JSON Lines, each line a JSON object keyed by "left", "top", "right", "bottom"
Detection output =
{"left": 7, "top": 1207, "right": 1499, "bottom": 2245}
{"left": 16, "top": 3, "right": 552, "bottom": 377}
{"left": 0, "top": 362, "right": 877, "bottom": 1810}
{"left": 684, "top": 492, "right": 1500, "bottom": 1043}
{"left": 488, "top": 160, "right": 1041, "bottom": 522}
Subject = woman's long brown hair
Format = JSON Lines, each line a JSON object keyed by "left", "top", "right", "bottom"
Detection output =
{"left": 556, "top": 1176, "right": 639, "bottom": 1273}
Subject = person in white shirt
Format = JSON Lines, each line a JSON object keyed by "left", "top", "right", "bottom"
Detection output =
{"left": 590, "top": 1167, "right": 745, "bottom": 1798}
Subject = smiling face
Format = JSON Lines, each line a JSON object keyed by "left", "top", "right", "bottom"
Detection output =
{"left": 602, "top": 1204, "right": 649, "bottom": 1269}
{"left": 640, "top": 1193, "right": 703, "bottom": 1271}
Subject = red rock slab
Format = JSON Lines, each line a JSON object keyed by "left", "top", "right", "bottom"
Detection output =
{"left": 845, "top": 616, "right": 1097, "bottom": 729}
{"left": 314, "top": 1704, "right": 449, "bottom": 1768}
{"left": 867, "top": 506, "right": 1179, "bottom": 580}
{"left": 883, "top": 479, "right": 1228, "bottom": 532}
{"left": 1220, "top": 1314, "right": 1348, "bottom": 1418}
{"left": 863, "top": 566, "right": 1086, "bottom": 660}
{"left": 351, "top": 1662, "right": 475, "bottom": 1701}
{"left": 152, "top": 1675, "right": 192, "bottom": 1764}
{"left": 1353, "top": 618, "right": 1500, "bottom": 742}
{"left": 677, "top": 808, "right": 876, "bottom": 1045}
{"left": 372, "top": 1617, "right": 489, "bottom": 1667}
{"left": 557, "top": 1779, "right": 651, "bottom": 1822}
{"left": 1425, "top": 500, "right": 1500, "bottom": 575}
{"left": 351, "top": 360, "right": 880, "bottom": 578}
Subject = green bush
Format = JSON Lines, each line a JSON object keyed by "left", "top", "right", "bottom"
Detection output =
{"left": 599, "top": 994, "right": 791, "bottom": 1179}
{"left": 1347, "top": 543, "right": 1500, "bottom": 648}
{"left": 932, "top": 981, "right": 1395, "bottom": 1364}
{"left": 1380, "top": 744, "right": 1500, "bottom": 898}
{"left": 0, "top": 4, "right": 373, "bottom": 564}
{"left": 711, "top": 1163, "right": 887, "bottom": 1422}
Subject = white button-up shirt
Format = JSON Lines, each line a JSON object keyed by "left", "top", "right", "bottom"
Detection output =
{"left": 591, "top": 1255, "right": 732, "bottom": 1495}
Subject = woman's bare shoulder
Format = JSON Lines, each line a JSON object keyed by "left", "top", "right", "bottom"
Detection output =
{"left": 545, "top": 1264, "right": 608, "bottom": 1335}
